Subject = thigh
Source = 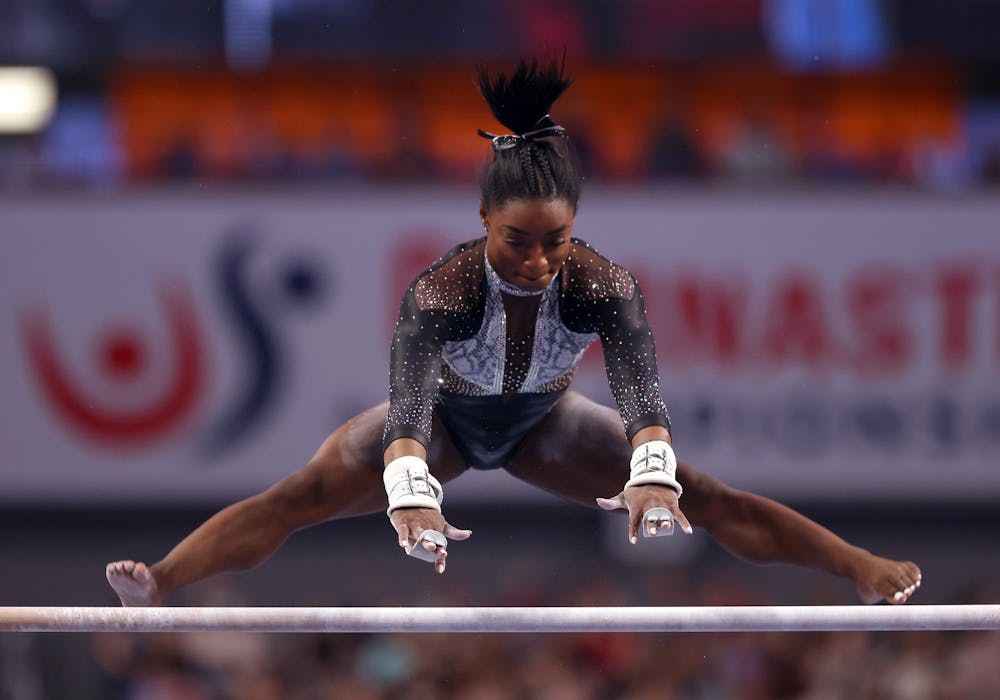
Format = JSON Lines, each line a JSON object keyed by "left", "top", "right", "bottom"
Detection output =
{"left": 505, "top": 391, "right": 730, "bottom": 528}
{"left": 263, "top": 401, "right": 469, "bottom": 525}
{"left": 504, "top": 391, "right": 632, "bottom": 506}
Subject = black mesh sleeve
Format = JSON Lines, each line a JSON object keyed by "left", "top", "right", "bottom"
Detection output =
{"left": 382, "top": 287, "right": 450, "bottom": 450}
{"left": 559, "top": 242, "right": 671, "bottom": 442}
{"left": 596, "top": 276, "right": 671, "bottom": 442}
{"left": 381, "top": 239, "right": 486, "bottom": 452}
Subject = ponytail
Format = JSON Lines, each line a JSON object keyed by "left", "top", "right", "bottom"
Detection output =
{"left": 477, "top": 57, "right": 582, "bottom": 212}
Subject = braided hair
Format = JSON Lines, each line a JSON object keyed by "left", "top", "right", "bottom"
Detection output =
{"left": 477, "top": 58, "right": 582, "bottom": 212}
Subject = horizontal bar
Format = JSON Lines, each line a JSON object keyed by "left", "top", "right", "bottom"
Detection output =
{"left": 0, "top": 605, "right": 998, "bottom": 633}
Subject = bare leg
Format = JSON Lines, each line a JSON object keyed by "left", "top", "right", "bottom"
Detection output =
{"left": 505, "top": 391, "right": 922, "bottom": 604}
{"left": 107, "top": 402, "right": 467, "bottom": 606}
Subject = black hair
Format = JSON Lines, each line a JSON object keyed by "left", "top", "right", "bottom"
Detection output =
{"left": 477, "top": 57, "right": 582, "bottom": 212}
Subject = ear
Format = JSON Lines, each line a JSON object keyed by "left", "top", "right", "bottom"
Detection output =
{"left": 479, "top": 203, "right": 489, "bottom": 232}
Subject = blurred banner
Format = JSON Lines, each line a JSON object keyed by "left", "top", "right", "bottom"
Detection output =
{"left": 2, "top": 189, "right": 998, "bottom": 504}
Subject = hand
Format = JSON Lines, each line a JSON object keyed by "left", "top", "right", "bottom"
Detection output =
{"left": 389, "top": 507, "right": 471, "bottom": 574}
{"left": 597, "top": 484, "right": 693, "bottom": 543}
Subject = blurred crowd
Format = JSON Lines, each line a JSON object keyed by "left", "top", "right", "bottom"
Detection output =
{"left": 84, "top": 624, "right": 1000, "bottom": 700}
{"left": 4, "top": 563, "right": 998, "bottom": 700}
{"left": 2, "top": 0, "right": 1000, "bottom": 192}
{"left": 5, "top": 70, "right": 998, "bottom": 194}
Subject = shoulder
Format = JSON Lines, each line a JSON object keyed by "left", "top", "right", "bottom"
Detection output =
{"left": 560, "top": 238, "right": 636, "bottom": 302}
{"left": 412, "top": 237, "right": 486, "bottom": 312}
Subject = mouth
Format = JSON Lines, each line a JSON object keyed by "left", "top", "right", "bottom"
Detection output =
{"left": 516, "top": 275, "right": 549, "bottom": 290}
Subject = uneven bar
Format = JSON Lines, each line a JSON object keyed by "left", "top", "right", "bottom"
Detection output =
{"left": 1, "top": 605, "right": 999, "bottom": 633}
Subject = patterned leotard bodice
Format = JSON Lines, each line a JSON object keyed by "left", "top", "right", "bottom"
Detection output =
{"left": 383, "top": 237, "right": 670, "bottom": 449}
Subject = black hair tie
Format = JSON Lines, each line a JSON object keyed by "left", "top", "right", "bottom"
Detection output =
{"left": 478, "top": 115, "right": 567, "bottom": 151}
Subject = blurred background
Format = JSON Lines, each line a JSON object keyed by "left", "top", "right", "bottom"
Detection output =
{"left": 2, "top": 0, "right": 1000, "bottom": 698}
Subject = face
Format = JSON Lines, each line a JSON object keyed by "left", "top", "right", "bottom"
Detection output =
{"left": 481, "top": 198, "right": 576, "bottom": 293}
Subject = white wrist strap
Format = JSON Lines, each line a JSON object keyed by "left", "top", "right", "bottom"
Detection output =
{"left": 383, "top": 456, "right": 443, "bottom": 515}
{"left": 625, "top": 440, "right": 682, "bottom": 496}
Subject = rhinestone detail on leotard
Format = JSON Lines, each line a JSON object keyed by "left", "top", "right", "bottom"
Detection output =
{"left": 383, "top": 237, "right": 670, "bottom": 450}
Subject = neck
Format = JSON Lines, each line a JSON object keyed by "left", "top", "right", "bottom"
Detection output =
{"left": 484, "top": 251, "right": 551, "bottom": 297}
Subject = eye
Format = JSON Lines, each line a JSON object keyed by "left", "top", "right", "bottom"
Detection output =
{"left": 546, "top": 238, "right": 568, "bottom": 249}
{"left": 505, "top": 238, "right": 524, "bottom": 248}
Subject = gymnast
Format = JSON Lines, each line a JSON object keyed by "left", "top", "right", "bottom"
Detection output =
{"left": 107, "top": 58, "right": 921, "bottom": 607}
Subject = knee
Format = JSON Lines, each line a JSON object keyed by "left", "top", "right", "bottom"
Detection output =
{"left": 260, "top": 469, "right": 329, "bottom": 527}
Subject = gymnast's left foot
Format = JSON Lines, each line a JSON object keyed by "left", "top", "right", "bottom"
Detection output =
{"left": 852, "top": 551, "right": 922, "bottom": 604}
{"left": 106, "top": 560, "right": 162, "bottom": 607}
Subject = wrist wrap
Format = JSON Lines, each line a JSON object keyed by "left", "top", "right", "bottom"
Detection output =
{"left": 625, "top": 440, "right": 682, "bottom": 496}
{"left": 383, "top": 456, "right": 443, "bottom": 515}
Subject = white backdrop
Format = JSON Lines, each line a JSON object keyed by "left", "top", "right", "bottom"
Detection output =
{"left": 2, "top": 188, "right": 998, "bottom": 504}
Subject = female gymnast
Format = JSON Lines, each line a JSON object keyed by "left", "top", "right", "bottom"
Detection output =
{"left": 107, "top": 59, "right": 921, "bottom": 607}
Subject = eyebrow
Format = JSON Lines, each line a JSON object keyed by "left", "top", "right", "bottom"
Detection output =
{"left": 502, "top": 224, "right": 571, "bottom": 237}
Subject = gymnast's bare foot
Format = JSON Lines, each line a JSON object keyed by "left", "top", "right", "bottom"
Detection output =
{"left": 106, "top": 560, "right": 162, "bottom": 607}
{"left": 852, "top": 551, "right": 922, "bottom": 605}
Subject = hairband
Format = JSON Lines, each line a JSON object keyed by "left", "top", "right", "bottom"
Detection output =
{"left": 478, "top": 115, "right": 567, "bottom": 151}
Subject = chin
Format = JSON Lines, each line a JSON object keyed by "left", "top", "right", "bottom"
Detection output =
{"left": 517, "top": 278, "right": 549, "bottom": 292}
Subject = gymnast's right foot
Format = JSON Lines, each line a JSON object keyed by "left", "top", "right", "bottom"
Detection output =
{"left": 106, "top": 560, "right": 162, "bottom": 607}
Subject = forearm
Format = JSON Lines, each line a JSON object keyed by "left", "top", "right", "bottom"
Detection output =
{"left": 384, "top": 438, "right": 427, "bottom": 466}
{"left": 630, "top": 425, "right": 671, "bottom": 448}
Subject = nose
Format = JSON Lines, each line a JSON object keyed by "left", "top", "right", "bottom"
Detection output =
{"left": 522, "top": 244, "right": 549, "bottom": 276}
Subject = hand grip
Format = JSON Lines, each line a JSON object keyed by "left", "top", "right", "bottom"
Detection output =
{"left": 406, "top": 529, "right": 448, "bottom": 562}
{"left": 641, "top": 507, "right": 674, "bottom": 538}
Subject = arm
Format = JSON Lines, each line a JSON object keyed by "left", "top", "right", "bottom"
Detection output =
{"left": 383, "top": 438, "right": 426, "bottom": 465}
{"left": 382, "top": 284, "right": 470, "bottom": 571}
{"left": 592, "top": 274, "right": 693, "bottom": 539}
{"left": 596, "top": 274, "right": 672, "bottom": 444}
{"left": 383, "top": 285, "right": 449, "bottom": 452}
{"left": 631, "top": 425, "right": 671, "bottom": 448}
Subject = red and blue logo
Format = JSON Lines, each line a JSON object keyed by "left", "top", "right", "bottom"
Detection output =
{"left": 19, "top": 228, "right": 330, "bottom": 457}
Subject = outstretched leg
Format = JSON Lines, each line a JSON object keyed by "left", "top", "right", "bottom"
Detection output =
{"left": 107, "top": 402, "right": 467, "bottom": 606}
{"left": 505, "top": 391, "right": 921, "bottom": 604}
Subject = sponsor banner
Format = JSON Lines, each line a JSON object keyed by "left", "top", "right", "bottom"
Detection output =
{"left": 1, "top": 190, "right": 998, "bottom": 503}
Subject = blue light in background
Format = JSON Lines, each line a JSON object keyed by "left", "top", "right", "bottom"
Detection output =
{"left": 41, "top": 95, "right": 123, "bottom": 187}
{"left": 764, "top": 0, "right": 891, "bottom": 71}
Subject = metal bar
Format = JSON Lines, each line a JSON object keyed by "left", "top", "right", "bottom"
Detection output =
{"left": 0, "top": 605, "right": 998, "bottom": 633}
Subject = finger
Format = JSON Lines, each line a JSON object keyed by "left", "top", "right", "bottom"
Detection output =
{"left": 628, "top": 509, "right": 642, "bottom": 544}
{"left": 649, "top": 517, "right": 673, "bottom": 537}
{"left": 596, "top": 494, "right": 626, "bottom": 511}
{"left": 396, "top": 523, "right": 410, "bottom": 549}
{"left": 405, "top": 530, "right": 447, "bottom": 564}
{"left": 442, "top": 523, "right": 472, "bottom": 540}
{"left": 672, "top": 508, "right": 694, "bottom": 535}
{"left": 642, "top": 508, "right": 673, "bottom": 537}
{"left": 435, "top": 550, "right": 447, "bottom": 574}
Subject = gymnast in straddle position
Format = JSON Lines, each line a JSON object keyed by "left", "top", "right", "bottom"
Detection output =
{"left": 107, "top": 58, "right": 921, "bottom": 607}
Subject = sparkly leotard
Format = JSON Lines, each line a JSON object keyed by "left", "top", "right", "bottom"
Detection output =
{"left": 383, "top": 237, "right": 670, "bottom": 469}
